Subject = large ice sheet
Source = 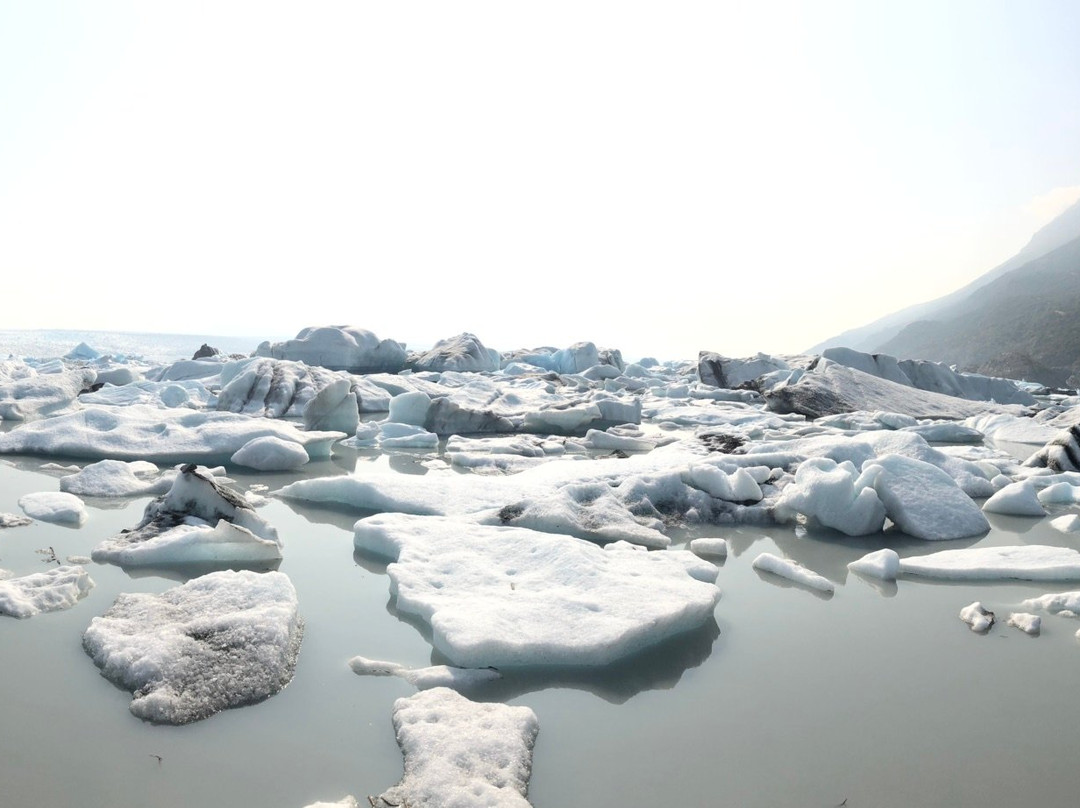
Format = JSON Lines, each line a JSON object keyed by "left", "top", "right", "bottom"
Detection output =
{"left": 354, "top": 514, "right": 719, "bottom": 668}
{"left": 373, "top": 687, "right": 539, "bottom": 808}
{"left": 0, "top": 565, "right": 94, "bottom": 618}
{"left": 899, "top": 545, "right": 1080, "bottom": 581}
{"left": 0, "top": 404, "right": 343, "bottom": 463}
{"left": 82, "top": 570, "right": 302, "bottom": 723}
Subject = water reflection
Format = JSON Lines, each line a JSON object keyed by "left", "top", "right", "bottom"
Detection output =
{"left": 432, "top": 619, "right": 722, "bottom": 705}
{"left": 119, "top": 558, "right": 282, "bottom": 583}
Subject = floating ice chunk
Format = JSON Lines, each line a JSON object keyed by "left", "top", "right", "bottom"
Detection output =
{"left": 982, "top": 480, "right": 1046, "bottom": 516}
{"left": 0, "top": 512, "right": 33, "bottom": 528}
{"left": 903, "top": 422, "right": 985, "bottom": 443}
{"left": 1038, "top": 483, "right": 1080, "bottom": 505}
{"left": 900, "top": 545, "right": 1080, "bottom": 581}
{"left": 302, "top": 378, "right": 359, "bottom": 434}
{"left": 445, "top": 435, "right": 549, "bottom": 457}
{"left": 1050, "top": 515, "right": 1080, "bottom": 533}
{"left": 0, "top": 566, "right": 94, "bottom": 618}
{"left": 82, "top": 570, "right": 302, "bottom": 723}
{"left": 80, "top": 378, "right": 215, "bottom": 410}
{"left": 864, "top": 454, "right": 989, "bottom": 540}
{"left": 0, "top": 367, "right": 96, "bottom": 421}
{"left": 774, "top": 457, "right": 885, "bottom": 536}
{"left": 965, "top": 413, "right": 1059, "bottom": 445}
{"left": 257, "top": 325, "right": 407, "bottom": 373}
{"left": 302, "top": 798, "right": 358, "bottom": 808}
{"left": 689, "top": 538, "right": 728, "bottom": 559}
{"left": 847, "top": 549, "right": 900, "bottom": 581}
{"left": 348, "top": 656, "right": 501, "bottom": 690}
{"left": 91, "top": 464, "right": 281, "bottom": 567}
{"left": 354, "top": 514, "right": 719, "bottom": 667}
{"left": 1022, "top": 591, "right": 1080, "bottom": 614}
{"left": 231, "top": 436, "right": 310, "bottom": 472}
{"left": 752, "top": 552, "right": 834, "bottom": 593}
{"left": 18, "top": 492, "right": 88, "bottom": 526}
{"left": 583, "top": 428, "right": 655, "bottom": 453}
{"left": 377, "top": 422, "right": 439, "bottom": 449}
{"left": 59, "top": 459, "right": 173, "bottom": 497}
{"left": 684, "top": 464, "right": 763, "bottom": 503}
{"left": 959, "top": 602, "right": 995, "bottom": 632}
{"left": 0, "top": 404, "right": 343, "bottom": 463}
{"left": 1007, "top": 613, "right": 1041, "bottom": 635}
{"left": 373, "top": 687, "right": 538, "bottom": 808}
{"left": 388, "top": 391, "right": 432, "bottom": 426}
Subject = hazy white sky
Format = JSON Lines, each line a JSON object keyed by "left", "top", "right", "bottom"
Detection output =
{"left": 2, "top": 1, "right": 1079, "bottom": 360}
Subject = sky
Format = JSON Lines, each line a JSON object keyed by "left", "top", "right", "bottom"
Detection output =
{"left": 2, "top": 1, "right": 1080, "bottom": 361}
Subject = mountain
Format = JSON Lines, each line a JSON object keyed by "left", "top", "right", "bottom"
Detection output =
{"left": 810, "top": 198, "right": 1080, "bottom": 356}
{"left": 810, "top": 198, "right": 1080, "bottom": 387}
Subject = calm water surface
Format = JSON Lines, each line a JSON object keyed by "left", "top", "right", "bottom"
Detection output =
{"left": 2, "top": 446, "right": 1080, "bottom": 808}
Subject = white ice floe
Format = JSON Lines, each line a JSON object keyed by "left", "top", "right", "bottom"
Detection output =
{"left": 91, "top": 464, "right": 281, "bottom": 567}
{"left": 372, "top": 687, "right": 538, "bottom": 808}
{"left": 773, "top": 457, "right": 885, "bottom": 536}
{"left": 847, "top": 549, "right": 900, "bottom": 581}
{"left": 59, "top": 459, "right": 173, "bottom": 497}
{"left": 1008, "top": 613, "right": 1041, "bottom": 635}
{"left": 256, "top": 325, "right": 407, "bottom": 373}
{"left": 354, "top": 513, "right": 719, "bottom": 668}
{"left": 1050, "top": 514, "right": 1080, "bottom": 533}
{"left": 348, "top": 656, "right": 502, "bottom": 690}
{"left": 0, "top": 404, "right": 344, "bottom": 463}
{"left": 230, "top": 436, "right": 310, "bottom": 471}
{"left": 0, "top": 367, "right": 97, "bottom": 421}
{"left": 82, "top": 570, "right": 302, "bottom": 723}
{"left": 752, "top": 552, "right": 834, "bottom": 593}
{"left": 1037, "top": 483, "right": 1080, "bottom": 505}
{"left": 1022, "top": 591, "right": 1080, "bottom": 615}
{"left": 302, "top": 799, "right": 358, "bottom": 808}
{"left": 863, "top": 454, "right": 989, "bottom": 540}
{"left": 0, "top": 566, "right": 94, "bottom": 618}
{"left": 18, "top": 491, "right": 88, "bottom": 526}
{"left": 689, "top": 538, "right": 728, "bottom": 559}
{"left": 982, "top": 480, "right": 1046, "bottom": 517}
{"left": 959, "top": 601, "right": 995, "bottom": 632}
{"left": 0, "top": 512, "right": 33, "bottom": 528}
{"left": 900, "top": 545, "right": 1080, "bottom": 581}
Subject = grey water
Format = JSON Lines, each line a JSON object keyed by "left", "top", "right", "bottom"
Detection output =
{"left": 3, "top": 336, "right": 1080, "bottom": 806}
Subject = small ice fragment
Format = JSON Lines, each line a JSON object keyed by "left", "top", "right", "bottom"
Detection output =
{"left": 959, "top": 602, "right": 995, "bottom": 632}
{"left": 752, "top": 552, "right": 834, "bottom": 593}
{"left": 847, "top": 549, "right": 900, "bottom": 581}
{"left": 1007, "top": 612, "right": 1041, "bottom": 635}
{"left": 1050, "top": 514, "right": 1080, "bottom": 534}
{"left": 689, "top": 538, "right": 728, "bottom": 559}
{"left": 982, "top": 481, "right": 1045, "bottom": 517}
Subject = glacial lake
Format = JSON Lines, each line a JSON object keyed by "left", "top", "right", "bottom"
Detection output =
{"left": 4, "top": 441, "right": 1080, "bottom": 808}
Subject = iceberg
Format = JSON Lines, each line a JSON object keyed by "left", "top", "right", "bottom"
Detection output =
{"left": 256, "top": 325, "right": 407, "bottom": 373}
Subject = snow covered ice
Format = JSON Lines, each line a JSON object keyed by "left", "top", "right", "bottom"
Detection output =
{"left": 372, "top": 687, "right": 539, "bottom": 808}
{"left": 0, "top": 565, "right": 94, "bottom": 618}
{"left": 82, "top": 570, "right": 302, "bottom": 723}
{"left": 18, "top": 491, "right": 88, "bottom": 526}
{"left": 353, "top": 513, "right": 720, "bottom": 667}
